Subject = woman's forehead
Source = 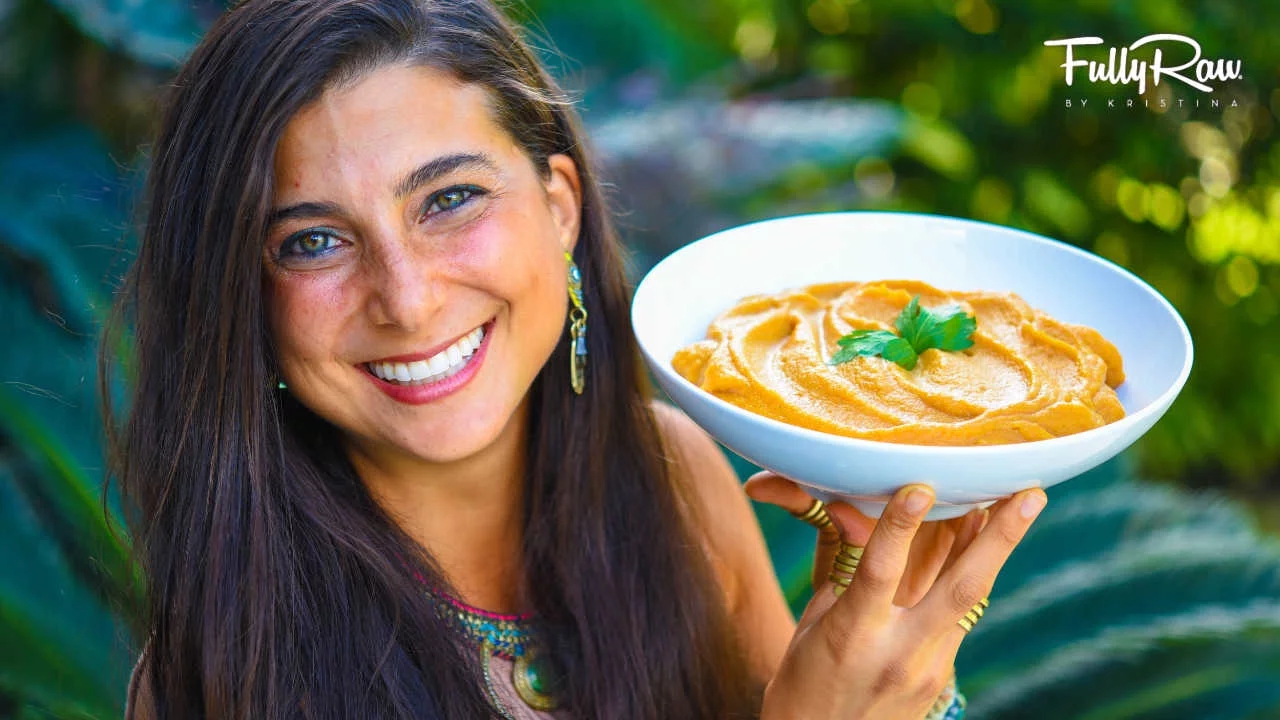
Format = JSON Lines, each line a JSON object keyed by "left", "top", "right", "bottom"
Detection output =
{"left": 272, "top": 64, "right": 516, "bottom": 197}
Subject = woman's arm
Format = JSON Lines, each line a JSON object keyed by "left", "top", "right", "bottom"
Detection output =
{"left": 651, "top": 400, "right": 1044, "bottom": 719}
{"left": 650, "top": 400, "right": 796, "bottom": 683}
{"left": 125, "top": 643, "right": 154, "bottom": 720}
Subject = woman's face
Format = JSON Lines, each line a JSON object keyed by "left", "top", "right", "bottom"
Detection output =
{"left": 264, "top": 64, "right": 581, "bottom": 466}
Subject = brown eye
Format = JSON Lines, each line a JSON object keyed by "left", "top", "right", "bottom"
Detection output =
{"left": 436, "top": 188, "right": 470, "bottom": 210}
{"left": 423, "top": 185, "right": 486, "bottom": 218}
{"left": 280, "top": 229, "right": 341, "bottom": 259}
{"left": 299, "top": 232, "right": 329, "bottom": 252}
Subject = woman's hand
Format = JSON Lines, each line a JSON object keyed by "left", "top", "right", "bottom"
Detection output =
{"left": 744, "top": 474, "right": 991, "bottom": 608}
{"left": 745, "top": 474, "right": 1046, "bottom": 719}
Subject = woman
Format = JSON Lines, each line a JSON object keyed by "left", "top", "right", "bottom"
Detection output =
{"left": 104, "top": 0, "right": 1047, "bottom": 717}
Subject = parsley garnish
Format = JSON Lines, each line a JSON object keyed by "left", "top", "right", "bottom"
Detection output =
{"left": 827, "top": 296, "right": 976, "bottom": 371}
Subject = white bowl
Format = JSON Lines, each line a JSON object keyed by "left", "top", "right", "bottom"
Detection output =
{"left": 632, "top": 212, "right": 1194, "bottom": 520}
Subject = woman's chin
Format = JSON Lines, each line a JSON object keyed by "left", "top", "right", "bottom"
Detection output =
{"left": 379, "top": 413, "right": 512, "bottom": 466}
{"left": 398, "top": 438, "right": 494, "bottom": 465}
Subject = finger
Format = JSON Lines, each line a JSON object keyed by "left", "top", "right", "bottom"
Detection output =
{"left": 742, "top": 472, "right": 845, "bottom": 590}
{"left": 978, "top": 504, "right": 994, "bottom": 532}
{"left": 917, "top": 488, "right": 1047, "bottom": 643}
{"left": 837, "top": 485, "right": 935, "bottom": 618}
{"left": 823, "top": 500, "right": 877, "bottom": 547}
{"left": 741, "top": 471, "right": 839, "bottom": 539}
{"left": 795, "top": 494, "right": 844, "bottom": 593}
{"left": 937, "top": 507, "right": 986, "bottom": 579}
{"left": 896, "top": 519, "right": 960, "bottom": 608}
{"left": 742, "top": 471, "right": 815, "bottom": 515}
{"left": 794, "top": 571, "right": 842, "bottom": 635}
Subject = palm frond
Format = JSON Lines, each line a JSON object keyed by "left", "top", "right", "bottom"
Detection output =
{"left": 0, "top": 462, "right": 132, "bottom": 718}
{"left": 954, "top": 459, "right": 1280, "bottom": 718}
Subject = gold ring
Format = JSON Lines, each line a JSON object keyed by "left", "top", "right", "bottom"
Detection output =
{"left": 957, "top": 597, "right": 990, "bottom": 633}
{"left": 828, "top": 541, "right": 863, "bottom": 597}
{"left": 791, "top": 498, "right": 834, "bottom": 531}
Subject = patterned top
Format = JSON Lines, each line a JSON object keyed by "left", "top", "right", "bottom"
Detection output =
{"left": 123, "top": 643, "right": 574, "bottom": 718}
{"left": 423, "top": 590, "right": 571, "bottom": 720}
{"left": 483, "top": 652, "right": 574, "bottom": 720}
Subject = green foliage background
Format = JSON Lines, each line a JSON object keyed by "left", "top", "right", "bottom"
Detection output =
{"left": 2, "top": 0, "right": 1279, "bottom": 717}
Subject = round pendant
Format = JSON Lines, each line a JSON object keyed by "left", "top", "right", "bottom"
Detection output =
{"left": 512, "top": 646, "right": 560, "bottom": 711}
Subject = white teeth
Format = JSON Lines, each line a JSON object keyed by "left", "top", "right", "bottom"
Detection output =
{"left": 408, "top": 360, "right": 431, "bottom": 381}
{"left": 368, "top": 322, "right": 489, "bottom": 385}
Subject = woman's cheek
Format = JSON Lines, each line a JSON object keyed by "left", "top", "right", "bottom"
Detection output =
{"left": 268, "top": 273, "right": 358, "bottom": 357}
{"left": 454, "top": 205, "right": 551, "bottom": 294}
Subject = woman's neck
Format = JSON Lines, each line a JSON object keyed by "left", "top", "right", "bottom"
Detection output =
{"left": 344, "top": 395, "right": 532, "bottom": 615}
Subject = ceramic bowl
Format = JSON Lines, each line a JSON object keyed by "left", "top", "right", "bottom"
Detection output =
{"left": 631, "top": 212, "right": 1194, "bottom": 520}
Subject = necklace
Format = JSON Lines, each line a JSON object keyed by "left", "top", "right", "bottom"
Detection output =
{"left": 428, "top": 591, "right": 561, "bottom": 715}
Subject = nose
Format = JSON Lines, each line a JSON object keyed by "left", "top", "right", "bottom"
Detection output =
{"left": 365, "top": 236, "right": 441, "bottom": 333}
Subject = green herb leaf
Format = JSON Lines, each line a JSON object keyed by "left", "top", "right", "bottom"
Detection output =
{"left": 880, "top": 336, "right": 920, "bottom": 370}
{"left": 924, "top": 304, "right": 977, "bottom": 352}
{"left": 894, "top": 296, "right": 930, "bottom": 349}
{"left": 829, "top": 294, "right": 976, "bottom": 370}
{"left": 829, "top": 329, "right": 902, "bottom": 365}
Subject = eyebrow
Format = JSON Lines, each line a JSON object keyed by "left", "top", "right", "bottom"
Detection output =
{"left": 266, "top": 152, "right": 500, "bottom": 228}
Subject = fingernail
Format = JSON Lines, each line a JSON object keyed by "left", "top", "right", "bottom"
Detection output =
{"left": 1020, "top": 491, "right": 1047, "bottom": 519}
{"left": 904, "top": 487, "right": 932, "bottom": 515}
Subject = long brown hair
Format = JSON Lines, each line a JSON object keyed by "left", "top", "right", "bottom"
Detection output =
{"left": 101, "top": 0, "right": 759, "bottom": 717}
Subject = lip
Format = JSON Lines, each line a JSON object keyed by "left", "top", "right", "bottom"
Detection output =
{"left": 367, "top": 317, "right": 494, "bottom": 365}
{"left": 361, "top": 317, "right": 495, "bottom": 405}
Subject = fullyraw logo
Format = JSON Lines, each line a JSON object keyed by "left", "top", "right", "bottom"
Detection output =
{"left": 1044, "top": 34, "right": 1243, "bottom": 95}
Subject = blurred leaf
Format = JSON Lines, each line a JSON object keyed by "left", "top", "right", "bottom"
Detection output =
{"left": 593, "top": 98, "right": 902, "bottom": 196}
{"left": 0, "top": 125, "right": 140, "bottom": 614}
{"left": 42, "top": 0, "right": 211, "bottom": 67}
{"left": 0, "top": 461, "right": 131, "bottom": 718}
{"left": 899, "top": 115, "right": 975, "bottom": 180}
{"left": 514, "top": 0, "right": 732, "bottom": 98}
{"left": 956, "top": 459, "right": 1280, "bottom": 718}
{"left": 968, "top": 612, "right": 1280, "bottom": 719}
{"left": 594, "top": 97, "right": 903, "bottom": 269}
{"left": 0, "top": 125, "right": 125, "bottom": 336}
{"left": 1023, "top": 169, "right": 1091, "bottom": 238}
{"left": 0, "top": 385, "right": 139, "bottom": 613}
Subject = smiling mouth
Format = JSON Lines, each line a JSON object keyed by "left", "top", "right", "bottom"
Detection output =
{"left": 363, "top": 320, "right": 490, "bottom": 386}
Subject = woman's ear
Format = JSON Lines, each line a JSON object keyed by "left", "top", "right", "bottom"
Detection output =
{"left": 544, "top": 153, "right": 582, "bottom": 254}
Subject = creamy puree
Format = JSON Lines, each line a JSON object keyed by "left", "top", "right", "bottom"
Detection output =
{"left": 672, "top": 280, "right": 1126, "bottom": 445}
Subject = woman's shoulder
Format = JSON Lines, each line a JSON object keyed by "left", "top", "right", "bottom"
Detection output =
{"left": 125, "top": 641, "right": 154, "bottom": 720}
{"left": 648, "top": 399, "right": 728, "bottom": 476}
{"left": 648, "top": 399, "right": 742, "bottom": 514}
{"left": 647, "top": 398, "right": 796, "bottom": 681}
{"left": 647, "top": 399, "right": 753, "bottom": 599}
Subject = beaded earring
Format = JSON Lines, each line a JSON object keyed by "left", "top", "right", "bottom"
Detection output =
{"left": 565, "top": 250, "right": 587, "bottom": 395}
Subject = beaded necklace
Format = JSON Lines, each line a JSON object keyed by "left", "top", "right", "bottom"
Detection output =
{"left": 427, "top": 591, "right": 561, "bottom": 717}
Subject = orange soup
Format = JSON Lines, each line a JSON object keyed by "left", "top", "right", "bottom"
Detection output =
{"left": 672, "top": 280, "right": 1126, "bottom": 445}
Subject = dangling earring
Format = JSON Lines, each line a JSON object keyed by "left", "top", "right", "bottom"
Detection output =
{"left": 276, "top": 380, "right": 288, "bottom": 390}
{"left": 565, "top": 250, "right": 587, "bottom": 395}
